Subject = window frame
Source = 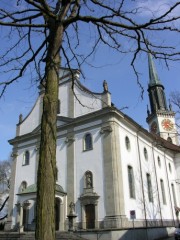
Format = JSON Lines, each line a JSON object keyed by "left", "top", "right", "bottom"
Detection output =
{"left": 160, "top": 179, "right": 166, "bottom": 205}
{"left": 23, "top": 150, "right": 30, "bottom": 166}
{"left": 144, "top": 147, "right": 148, "bottom": 160}
{"left": 168, "top": 163, "right": 172, "bottom": 173}
{"left": 146, "top": 173, "right": 153, "bottom": 202}
{"left": 125, "top": 136, "right": 131, "bottom": 151}
{"left": 127, "top": 165, "right": 136, "bottom": 199}
{"left": 84, "top": 133, "right": 93, "bottom": 151}
{"left": 171, "top": 183, "right": 177, "bottom": 206}
{"left": 157, "top": 156, "right": 161, "bottom": 168}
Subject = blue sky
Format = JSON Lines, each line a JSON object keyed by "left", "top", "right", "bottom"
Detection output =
{"left": 0, "top": 50, "right": 179, "bottom": 161}
{"left": 0, "top": 0, "right": 180, "bottom": 160}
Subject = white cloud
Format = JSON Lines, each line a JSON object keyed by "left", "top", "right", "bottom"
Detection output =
{"left": 135, "top": 0, "right": 180, "bottom": 18}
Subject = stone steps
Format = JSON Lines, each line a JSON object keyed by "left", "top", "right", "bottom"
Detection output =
{"left": 0, "top": 232, "right": 88, "bottom": 240}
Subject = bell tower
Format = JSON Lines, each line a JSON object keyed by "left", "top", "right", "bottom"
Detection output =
{"left": 146, "top": 53, "right": 178, "bottom": 145}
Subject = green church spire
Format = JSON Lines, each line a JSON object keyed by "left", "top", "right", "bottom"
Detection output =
{"left": 148, "top": 53, "right": 162, "bottom": 86}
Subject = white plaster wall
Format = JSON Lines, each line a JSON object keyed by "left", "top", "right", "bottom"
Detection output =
{"left": 137, "top": 137, "right": 161, "bottom": 220}
{"left": 56, "top": 138, "right": 67, "bottom": 191}
{"left": 75, "top": 127, "right": 105, "bottom": 221}
{"left": 58, "top": 78, "right": 103, "bottom": 119}
{"left": 119, "top": 124, "right": 145, "bottom": 220}
{"left": 12, "top": 144, "right": 37, "bottom": 226}
{"left": 58, "top": 83, "right": 68, "bottom": 117}
{"left": 118, "top": 122, "right": 178, "bottom": 222}
{"left": 74, "top": 120, "right": 102, "bottom": 132}
{"left": 175, "top": 153, "right": 180, "bottom": 205}
{"left": 166, "top": 155, "right": 180, "bottom": 208}
{"left": 19, "top": 96, "right": 42, "bottom": 136}
{"left": 153, "top": 150, "right": 176, "bottom": 220}
{"left": 74, "top": 86, "right": 102, "bottom": 117}
{"left": 14, "top": 147, "right": 37, "bottom": 197}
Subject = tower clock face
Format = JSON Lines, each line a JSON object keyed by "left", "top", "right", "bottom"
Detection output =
{"left": 151, "top": 121, "right": 157, "bottom": 133}
{"left": 161, "top": 119, "right": 174, "bottom": 131}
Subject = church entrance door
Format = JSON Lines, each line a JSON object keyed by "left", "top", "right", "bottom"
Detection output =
{"left": 85, "top": 204, "right": 95, "bottom": 229}
{"left": 55, "top": 198, "right": 60, "bottom": 230}
{"left": 23, "top": 208, "right": 29, "bottom": 231}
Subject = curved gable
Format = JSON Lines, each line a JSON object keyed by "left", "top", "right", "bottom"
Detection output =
{"left": 18, "top": 95, "right": 43, "bottom": 136}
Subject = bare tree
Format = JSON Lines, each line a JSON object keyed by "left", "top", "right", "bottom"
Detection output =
{"left": 170, "top": 91, "right": 180, "bottom": 114}
{"left": 170, "top": 91, "right": 180, "bottom": 134}
{"left": 0, "top": 159, "right": 11, "bottom": 220}
{"left": 0, "top": 1, "right": 179, "bottom": 239}
{"left": 0, "top": 159, "right": 11, "bottom": 190}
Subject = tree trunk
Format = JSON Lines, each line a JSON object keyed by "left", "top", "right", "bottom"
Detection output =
{"left": 35, "top": 24, "right": 63, "bottom": 240}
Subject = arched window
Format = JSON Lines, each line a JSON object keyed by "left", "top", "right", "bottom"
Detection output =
{"left": 20, "top": 181, "right": 27, "bottom": 192}
{"left": 147, "top": 173, "right": 153, "bottom": 202}
{"left": 127, "top": 166, "right": 135, "bottom": 199}
{"left": 125, "top": 136, "right": 130, "bottom": 150}
{"left": 84, "top": 133, "right": 93, "bottom": 151}
{"left": 169, "top": 163, "right": 172, "bottom": 173}
{"left": 160, "top": 179, "right": 166, "bottom": 205}
{"left": 85, "top": 171, "right": 93, "bottom": 188}
{"left": 23, "top": 151, "right": 30, "bottom": 165}
{"left": 171, "top": 183, "right": 177, "bottom": 206}
{"left": 167, "top": 137, "right": 172, "bottom": 143}
{"left": 144, "top": 148, "right": 148, "bottom": 160}
{"left": 157, "top": 156, "right": 161, "bottom": 167}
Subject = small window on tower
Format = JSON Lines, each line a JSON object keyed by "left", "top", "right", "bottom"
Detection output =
{"left": 144, "top": 148, "right": 148, "bottom": 160}
{"left": 23, "top": 151, "right": 30, "bottom": 166}
{"left": 84, "top": 133, "right": 93, "bottom": 151}
{"left": 169, "top": 163, "right": 172, "bottom": 173}
{"left": 147, "top": 173, "right": 153, "bottom": 202}
{"left": 157, "top": 156, "right": 161, "bottom": 167}
{"left": 167, "top": 136, "right": 172, "bottom": 143}
{"left": 125, "top": 136, "right": 130, "bottom": 150}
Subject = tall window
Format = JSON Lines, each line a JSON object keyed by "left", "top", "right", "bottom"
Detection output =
{"left": 171, "top": 183, "right": 177, "bottom": 206}
{"left": 147, "top": 173, "right": 153, "bottom": 202}
{"left": 23, "top": 151, "right": 30, "bottom": 165}
{"left": 169, "top": 163, "right": 172, "bottom": 173}
{"left": 84, "top": 133, "right": 93, "bottom": 151}
{"left": 125, "top": 136, "right": 130, "bottom": 150}
{"left": 157, "top": 156, "right": 161, "bottom": 167}
{"left": 128, "top": 166, "right": 136, "bottom": 199}
{"left": 160, "top": 179, "right": 166, "bottom": 205}
{"left": 144, "top": 148, "right": 148, "bottom": 160}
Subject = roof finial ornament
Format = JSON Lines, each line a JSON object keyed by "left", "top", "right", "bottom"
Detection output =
{"left": 169, "top": 99, "right": 172, "bottom": 111}
{"left": 19, "top": 114, "right": 23, "bottom": 123}
{"left": 103, "top": 80, "right": 108, "bottom": 92}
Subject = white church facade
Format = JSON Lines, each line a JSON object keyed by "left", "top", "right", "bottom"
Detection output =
{"left": 5, "top": 55, "right": 180, "bottom": 238}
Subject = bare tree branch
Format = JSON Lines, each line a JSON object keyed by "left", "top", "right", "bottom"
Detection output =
{"left": 0, "top": 1, "right": 179, "bottom": 239}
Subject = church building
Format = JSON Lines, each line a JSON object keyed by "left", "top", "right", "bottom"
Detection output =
{"left": 5, "top": 55, "right": 180, "bottom": 239}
